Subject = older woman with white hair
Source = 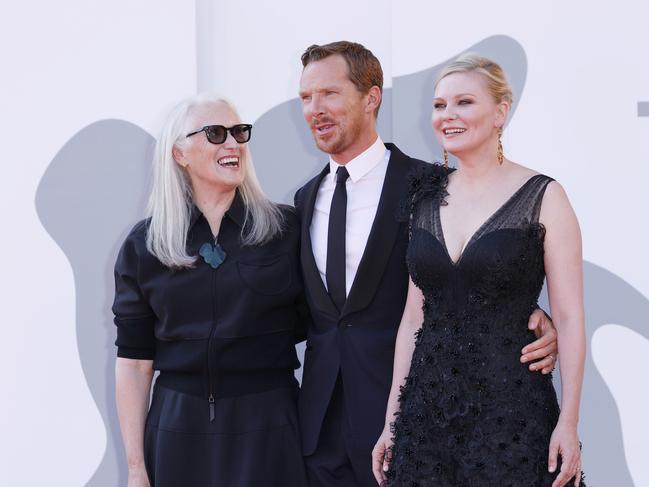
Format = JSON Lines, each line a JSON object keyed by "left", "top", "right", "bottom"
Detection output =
{"left": 113, "top": 93, "right": 309, "bottom": 487}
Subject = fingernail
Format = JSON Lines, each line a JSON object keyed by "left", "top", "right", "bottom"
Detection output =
{"left": 530, "top": 365, "right": 536, "bottom": 370}
{"left": 521, "top": 357, "right": 527, "bottom": 363}
{"left": 549, "top": 466, "right": 555, "bottom": 473}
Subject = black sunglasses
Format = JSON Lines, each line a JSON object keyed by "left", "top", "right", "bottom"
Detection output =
{"left": 186, "top": 124, "right": 253, "bottom": 144}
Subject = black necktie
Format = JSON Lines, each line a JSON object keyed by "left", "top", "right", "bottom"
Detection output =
{"left": 326, "top": 166, "right": 349, "bottom": 312}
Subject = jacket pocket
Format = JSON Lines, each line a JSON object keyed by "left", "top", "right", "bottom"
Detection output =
{"left": 236, "top": 253, "right": 292, "bottom": 296}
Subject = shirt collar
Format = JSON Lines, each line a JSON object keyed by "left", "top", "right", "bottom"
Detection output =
{"left": 328, "top": 136, "right": 386, "bottom": 183}
{"left": 189, "top": 189, "right": 246, "bottom": 230}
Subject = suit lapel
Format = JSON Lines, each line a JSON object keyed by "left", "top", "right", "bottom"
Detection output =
{"left": 341, "top": 143, "right": 410, "bottom": 318}
{"left": 300, "top": 166, "right": 340, "bottom": 318}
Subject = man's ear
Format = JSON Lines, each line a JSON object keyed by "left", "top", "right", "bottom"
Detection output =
{"left": 172, "top": 145, "right": 187, "bottom": 168}
{"left": 365, "top": 85, "right": 382, "bottom": 114}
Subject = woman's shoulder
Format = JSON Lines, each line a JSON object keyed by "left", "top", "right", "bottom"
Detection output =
{"left": 113, "top": 218, "right": 152, "bottom": 273}
{"left": 397, "top": 162, "right": 450, "bottom": 221}
{"left": 269, "top": 204, "right": 300, "bottom": 243}
{"left": 124, "top": 218, "right": 150, "bottom": 241}
{"left": 117, "top": 218, "right": 151, "bottom": 257}
{"left": 277, "top": 204, "right": 299, "bottom": 228}
{"left": 406, "top": 161, "right": 450, "bottom": 202}
{"left": 506, "top": 163, "right": 565, "bottom": 222}
{"left": 538, "top": 178, "right": 571, "bottom": 215}
{"left": 508, "top": 162, "right": 554, "bottom": 186}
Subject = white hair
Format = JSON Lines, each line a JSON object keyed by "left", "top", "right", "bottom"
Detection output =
{"left": 145, "top": 93, "right": 285, "bottom": 268}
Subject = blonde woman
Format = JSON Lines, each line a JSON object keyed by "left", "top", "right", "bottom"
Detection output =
{"left": 114, "top": 93, "right": 309, "bottom": 487}
{"left": 372, "top": 56, "right": 586, "bottom": 486}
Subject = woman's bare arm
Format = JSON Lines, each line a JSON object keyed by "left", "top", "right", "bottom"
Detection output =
{"left": 540, "top": 181, "right": 586, "bottom": 487}
{"left": 115, "top": 357, "right": 154, "bottom": 483}
{"left": 372, "top": 278, "right": 424, "bottom": 484}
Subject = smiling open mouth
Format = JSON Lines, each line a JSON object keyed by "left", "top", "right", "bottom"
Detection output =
{"left": 443, "top": 128, "right": 466, "bottom": 135}
{"left": 218, "top": 156, "right": 239, "bottom": 167}
{"left": 315, "top": 124, "right": 335, "bottom": 135}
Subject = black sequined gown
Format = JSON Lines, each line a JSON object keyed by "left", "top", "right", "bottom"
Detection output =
{"left": 387, "top": 165, "right": 585, "bottom": 486}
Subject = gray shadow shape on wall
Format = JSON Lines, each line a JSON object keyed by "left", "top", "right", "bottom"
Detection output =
{"left": 35, "top": 34, "right": 642, "bottom": 486}
{"left": 539, "top": 263, "right": 645, "bottom": 486}
{"left": 36, "top": 120, "right": 153, "bottom": 487}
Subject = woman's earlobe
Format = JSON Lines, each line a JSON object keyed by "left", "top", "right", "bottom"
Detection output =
{"left": 172, "top": 146, "right": 187, "bottom": 167}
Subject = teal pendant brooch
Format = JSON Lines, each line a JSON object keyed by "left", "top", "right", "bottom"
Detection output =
{"left": 199, "top": 242, "right": 227, "bottom": 269}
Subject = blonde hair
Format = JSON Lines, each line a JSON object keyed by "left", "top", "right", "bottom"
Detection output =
{"left": 146, "top": 93, "right": 284, "bottom": 268}
{"left": 436, "top": 53, "right": 513, "bottom": 106}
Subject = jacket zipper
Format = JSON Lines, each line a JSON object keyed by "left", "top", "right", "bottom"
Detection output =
{"left": 207, "top": 264, "right": 218, "bottom": 421}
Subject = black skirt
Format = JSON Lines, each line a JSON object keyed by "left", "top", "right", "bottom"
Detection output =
{"left": 144, "top": 384, "right": 308, "bottom": 487}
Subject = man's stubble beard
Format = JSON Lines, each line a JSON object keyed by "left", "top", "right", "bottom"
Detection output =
{"left": 314, "top": 113, "right": 365, "bottom": 158}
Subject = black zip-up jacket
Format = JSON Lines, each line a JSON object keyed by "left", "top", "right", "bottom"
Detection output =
{"left": 113, "top": 193, "right": 308, "bottom": 399}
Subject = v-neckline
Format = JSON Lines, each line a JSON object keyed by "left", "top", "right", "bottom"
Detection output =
{"left": 439, "top": 174, "right": 542, "bottom": 267}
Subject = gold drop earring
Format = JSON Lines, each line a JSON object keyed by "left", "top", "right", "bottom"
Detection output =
{"left": 443, "top": 149, "right": 449, "bottom": 169}
{"left": 497, "top": 127, "right": 504, "bottom": 165}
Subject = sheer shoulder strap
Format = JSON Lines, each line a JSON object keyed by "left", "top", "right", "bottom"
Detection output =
{"left": 459, "top": 174, "right": 555, "bottom": 254}
{"left": 478, "top": 174, "right": 555, "bottom": 238}
{"left": 510, "top": 174, "right": 555, "bottom": 224}
{"left": 397, "top": 163, "right": 450, "bottom": 237}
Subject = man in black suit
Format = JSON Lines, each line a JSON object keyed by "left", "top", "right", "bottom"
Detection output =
{"left": 294, "top": 41, "right": 558, "bottom": 487}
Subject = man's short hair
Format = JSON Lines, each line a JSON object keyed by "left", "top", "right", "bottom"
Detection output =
{"left": 301, "top": 41, "right": 383, "bottom": 116}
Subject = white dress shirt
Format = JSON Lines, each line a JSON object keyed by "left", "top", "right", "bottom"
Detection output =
{"left": 310, "top": 136, "right": 391, "bottom": 297}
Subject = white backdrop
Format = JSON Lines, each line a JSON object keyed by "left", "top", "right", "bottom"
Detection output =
{"left": 1, "top": 0, "right": 647, "bottom": 485}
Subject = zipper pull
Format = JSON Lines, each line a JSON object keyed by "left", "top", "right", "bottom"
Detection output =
{"left": 208, "top": 394, "right": 215, "bottom": 422}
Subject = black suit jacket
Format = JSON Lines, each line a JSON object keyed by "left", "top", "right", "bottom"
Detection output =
{"left": 294, "top": 143, "right": 428, "bottom": 455}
